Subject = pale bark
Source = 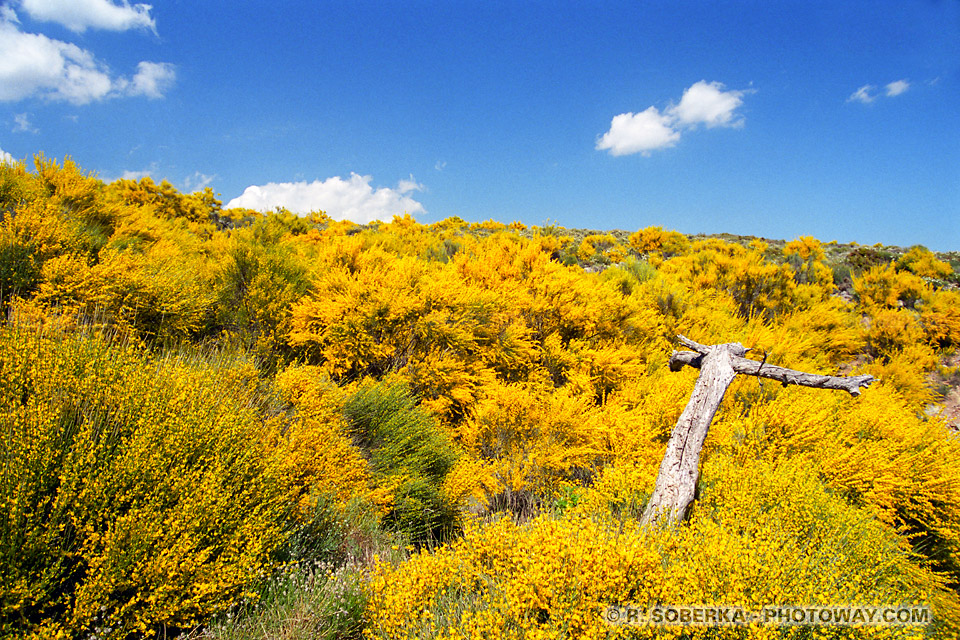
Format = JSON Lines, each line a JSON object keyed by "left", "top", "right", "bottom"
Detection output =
{"left": 668, "top": 335, "right": 875, "bottom": 396}
{"left": 640, "top": 335, "right": 874, "bottom": 528}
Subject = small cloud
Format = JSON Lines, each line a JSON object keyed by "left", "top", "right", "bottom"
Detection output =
{"left": 597, "top": 80, "right": 748, "bottom": 157}
{"left": 848, "top": 85, "right": 877, "bottom": 104}
{"left": 849, "top": 80, "right": 910, "bottom": 104}
{"left": 885, "top": 79, "right": 909, "bottom": 97}
{"left": 13, "top": 113, "right": 38, "bottom": 133}
{"left": 225, "top": 173, "right": 426, "bottom": 224}
{"left": 120, "top": 168, "right": 152, "bottom": 180}
{"left": 18, "top": 0, "right": 157, "bottom": 34}
{"left": 434, "top": 160, "right": 446, "bottom": 171}
{"left": 396, "top": 175, "right": 424, "bottom": 194}
{"left": 123, "top": 61, "right": 176, "bottom": 99}
{"left": 596, "top": 107, "right": 680, "bottom": 156}
{"left": 184, "top": 171, "right": 215, "bottom": 192}
{"left": 0, "top": 146, "right": 15, "bottom": 165}
{"left": 667, "top": 80, "right": 747, "bottom": 129}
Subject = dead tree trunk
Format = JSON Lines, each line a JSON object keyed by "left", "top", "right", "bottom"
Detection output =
{"left": 639, "top": 335, "right": 874, "bottom": 528}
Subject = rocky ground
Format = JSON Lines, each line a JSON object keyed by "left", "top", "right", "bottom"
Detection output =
{"left": 928, "top": 353, "right": 960, "bottom": 431}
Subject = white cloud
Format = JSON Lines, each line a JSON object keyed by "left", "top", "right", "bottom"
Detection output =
{"left": 885, "top": 79, "right": 909, "bottom": 97}
{"left": 847, "top": 84, "right": 877, "bottom": 104}
{"left": 120, "top": 169, "right": 152, "bottom": 180}
{"left": 668, "top": 80, "right": 746, "bottom": 128}
{"left": 848, "top": 85, "right": 876, "bottom": 103}
{"left": 596, "top": 107, "right": 680, "bottom": 156}
{"left": 849, "top": 80, "right": 910, "bottom": 104}
{"left": 0, "top": 146, "right": 15, "bottom": 165}
{"left": 125, "top": 61, "right": 175, "bottom": 98}
{"left": 13, "top": 113, "right": 38, "bottom": 133}
{"left": 396, "top": 175, "right": 424, "bottom": 194}
{"left": 0, "top": 20, "right": 113, "bottom": 103}
{"left": 0, "top": 18, "right": 175, "bottom": 104}
{"left": 597, "top": 80, "right": 748, "bottom": 157}
{"left": 184, "top": 171, "right": 215, "bottom": 191}
{"left": 226, "top": 174, "right": 427, "bottom": 224}
{"left": 18, "top": 0, "right": 156, "bottom": 33}
{"left": 1, "top": 5, "right": 19, "bottom": 23}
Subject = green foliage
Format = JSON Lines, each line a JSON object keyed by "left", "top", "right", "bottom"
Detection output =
{"left": 847, "top": 245, "right": 896, "bottom": 274}
{"left": 0, "top": 236, "right": 41, "bottom": 305}
{"left": 601, "top": 258, "right": 657, "bottom": 295}
{"left": 205, "top": 564, "right": 368, "bottom": 640}
{"left": 342, "top": 377, "right": 461, "bottom": 543}
{"left": 276, "top": 494, "right": 383, "bottom": 569}
{"left": 831, "top": 261, "right": 852, "bottom": 286}
{"left": 215, "top": 237, "right": 312, "bottom": 370}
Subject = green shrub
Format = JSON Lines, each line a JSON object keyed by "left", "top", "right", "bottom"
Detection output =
{"left": 342, "top": 377, "right": 460, "bottom": 543}
{"left": 847, "top": 245, "right": 894, "bottom": 274}
{"left": 0, "top": 238, "right": 41, "bottom": 305}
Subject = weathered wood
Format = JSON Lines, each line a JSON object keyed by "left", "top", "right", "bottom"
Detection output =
{"left": 668, "top": 335, "right": 875, "bottom": 396}
{"left": 640, "top": 335, "right": 875, "bottom": 528}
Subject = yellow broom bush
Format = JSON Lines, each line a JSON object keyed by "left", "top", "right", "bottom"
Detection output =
{"left": 0, "top": 323, "right": 297, "bottom": 638}
{"left": 6, "top": 156, "right": 960, "bottom": 639}
{"left": 367, "top": 456, "right": 956, "bottom": 640}
{"left": 732, "top": 381, "right": 960, "bottom": 586}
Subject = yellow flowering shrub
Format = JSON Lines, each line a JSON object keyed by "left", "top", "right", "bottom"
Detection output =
{"left": 34, "top": 247, "right": 214, "bottom": 342}
{"left": 866, "top": 342, "right": 940, "bottom": 406}
{"left": 577, "top": 233, "right": 625, "bottom": 263}
{"left": 897, "top": 245, "right": 953, "bottom": 280}
{"left": 0, "top": 198, "right": 86, "bottom": 306}
{"left": 864, "top": 308, "right": 925, "bottom": 359}
{"left": 6, "top": 156, "right": 960, "bottom": 639}
{"left": 658, "top": 239, "right": 807, "bottom": 320}
{"left": 105, "top": 175, "right": 222, "bottom": 226}
{"left": 921, "top": 289, "right": 960, "bottom": 349}
{"left": 784, "top": 235, "right": 834, "bottom": 289}
{"left": 458, "top": 380, "right": 606, "bottom": 505}
{"left": 628, "top": 226, "right": 690, "bottom": 257}
{"left": 366, "top": 514, "right": 664, "bottom": 640}
{"left": 32, "top": 154, "right": 107, "bottom": 229}
{"left": 272, "top": 365, "right": 377, "bottom": 511}
{"left": 0, "top": 323, "right": 296, "bottom": 638}
{"left": 367, "top": 456, "right": 956, "bottom": 639}
{"left": 855, "top": 263, "right": 931, "bottom": 310}
{"left": 213, "top": 237, "right": 312, "bottom": 367}
{"left": 735, "top": 382, "right": 960, "bottom": 584}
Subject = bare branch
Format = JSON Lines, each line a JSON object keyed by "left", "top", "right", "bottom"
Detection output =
{"left": 669, "top": 342, "right": 874, "bottom": 396}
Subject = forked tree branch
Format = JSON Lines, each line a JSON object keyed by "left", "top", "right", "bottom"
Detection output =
{"left": 668, "top": 335, "right": 874, "bottom": 396}
{"left": 641, "top": 335, "right": 875, "bottom": 528}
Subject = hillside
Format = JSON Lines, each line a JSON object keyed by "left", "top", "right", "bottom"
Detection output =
{"left": 2, "top": 156, "right": 960, "bottom": 639}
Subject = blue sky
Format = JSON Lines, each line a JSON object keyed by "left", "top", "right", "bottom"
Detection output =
{"left": 1, "top": 0, "right": 958, "bottom": 250}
